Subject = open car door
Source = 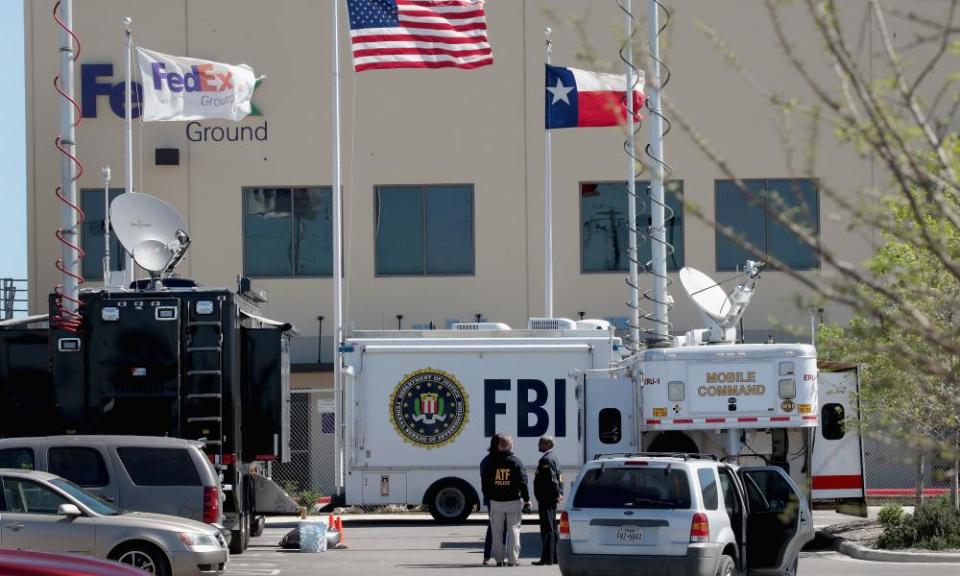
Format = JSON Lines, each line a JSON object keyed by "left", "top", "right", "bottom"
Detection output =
{"left": 738, "top": 467, "right": 813, "bottom": 576}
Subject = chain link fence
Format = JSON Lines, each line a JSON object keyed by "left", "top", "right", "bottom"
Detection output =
{"left": 863, "top": 428, "right": 959, "bottom": 503}
{"left": 269, "top": 389, "right": 338, "bottom": 511}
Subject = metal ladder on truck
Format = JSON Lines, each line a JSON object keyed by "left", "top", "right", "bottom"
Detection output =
{"left": 183, "top": 299, "right": 226, "bottom": 467}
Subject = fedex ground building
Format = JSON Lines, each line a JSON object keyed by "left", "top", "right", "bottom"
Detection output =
{"left": 25, "top": 0, "right": 918, "bottom": 382}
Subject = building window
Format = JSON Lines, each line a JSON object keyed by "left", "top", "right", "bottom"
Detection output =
{"left": 715, "top": 179, "right": 819, "bottom": 271}
{"left": 243, "top": 187, "right": 333, "bottom": 277}
{"left": 81, "top": 188, "right": 126, "bottom": 279}
{"left": 580, "top": 180, "right": 684, "bottom": 273}
{"left": 375, "top": 185, "right": 474, "bottom": 276}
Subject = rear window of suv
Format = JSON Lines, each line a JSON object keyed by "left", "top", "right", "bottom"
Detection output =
{"left": 573, "top": 465, "right": 691, "bottom": 509}
{"left": 0, "top": 448, "right": 35, "bottom": 470}
{"left": 117, "top": 447, "right": 201, "bottom": 486}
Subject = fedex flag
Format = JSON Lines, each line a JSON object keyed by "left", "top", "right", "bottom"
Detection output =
{"left": 135, "top": 47, "right": 257, "bottom": 122}
{"left": 545, "top": 64, "right": 645, "bottom": 129}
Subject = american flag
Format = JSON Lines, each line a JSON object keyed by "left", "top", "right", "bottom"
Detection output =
{"left": 346, "top": 0, "right": 493, "bottom": 72}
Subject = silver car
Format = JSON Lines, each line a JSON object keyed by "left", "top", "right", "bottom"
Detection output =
{"left": 0, "top": 469, "right": 227, "bottom": 576}
{"left": 559, "top": 455, "right": 814, "bottom": 576}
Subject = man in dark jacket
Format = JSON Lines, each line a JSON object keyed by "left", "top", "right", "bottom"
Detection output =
{"left": 480, "top": 434, "right": 529, "bottom": 566}
{"left": 533, "top": 435, "right": 563, "bottom": 565}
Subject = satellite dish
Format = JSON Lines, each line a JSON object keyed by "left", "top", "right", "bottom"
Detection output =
{"left": 679, "top": 267, "right": 731, "bottom": 324}
{"left": 132, "top": 240, "right": 175, "bottom": 273}
{"left": 110, "top": 193, "right": 191, "bottom": 288}
{"left": 679, "top": 262, "right": 763, "bottom": 344}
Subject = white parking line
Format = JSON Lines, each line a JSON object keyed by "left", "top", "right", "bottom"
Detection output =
{"left": 224, "top": 561, "right": 282, "bottom": 576}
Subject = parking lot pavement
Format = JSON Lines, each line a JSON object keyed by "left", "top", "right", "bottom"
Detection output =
{"left": 226, "top": 521, "right": 958, "bottom": 576}
{"left": 227, "top": 523, "right": 558, "bottom": 576}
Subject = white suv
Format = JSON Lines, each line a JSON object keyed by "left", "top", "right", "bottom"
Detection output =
{"left": 558, "top": 454, "right": 813, "bottom": 576}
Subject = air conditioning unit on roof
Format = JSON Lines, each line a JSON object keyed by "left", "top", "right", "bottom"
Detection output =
{"left": 528, "top": 318, "right": 577, "bottom": 330}
{"left": 452, "top": 322, "right": 511, "bottom": 331}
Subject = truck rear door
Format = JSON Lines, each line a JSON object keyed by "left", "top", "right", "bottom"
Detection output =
{"left": 584, "top": 374, "right": 637, "bottom": 460}
{"left": 811, "top": 364, "right": 867, "bottom": 516}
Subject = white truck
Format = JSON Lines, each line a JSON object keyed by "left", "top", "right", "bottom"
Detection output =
{"left": 333, "top": 265, "right": 866, "bottom": 520}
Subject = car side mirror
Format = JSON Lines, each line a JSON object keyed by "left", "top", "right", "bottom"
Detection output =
{"left": 58, "top": 503, "right": 82, "bottom": 517}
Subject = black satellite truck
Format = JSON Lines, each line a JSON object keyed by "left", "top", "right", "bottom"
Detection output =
{"left": 0, "top": 277, "right": 300, "bottom": 554}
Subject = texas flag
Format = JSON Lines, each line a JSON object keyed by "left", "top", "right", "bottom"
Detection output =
{"left": 546, "top": 64, "right": 645, "bottom": 129}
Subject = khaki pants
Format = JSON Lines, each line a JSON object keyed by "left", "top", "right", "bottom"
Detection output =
{"left": 490, "top": 499, "right": 523, "bottom": 565}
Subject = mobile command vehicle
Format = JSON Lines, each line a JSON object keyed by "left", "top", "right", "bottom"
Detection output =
{"left": 0, "top": 194, "right": 300, "bottom": 554}
{"left": 333, "top": 262, "right": 866, "bottom": 521}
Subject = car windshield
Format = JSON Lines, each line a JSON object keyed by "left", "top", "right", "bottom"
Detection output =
{"left": 573, "top": 465, "right": 692, "bottom": 509}
{"left": 50, "top": 478, "right": 122, "bottom": 516}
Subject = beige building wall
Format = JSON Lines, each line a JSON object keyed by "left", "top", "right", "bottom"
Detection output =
{"left": 27, "top": 1, "right": 919, "bottom": 362}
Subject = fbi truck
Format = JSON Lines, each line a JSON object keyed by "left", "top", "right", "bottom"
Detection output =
{"left": 332, "top": 267, "right": 866, "bottom": 521}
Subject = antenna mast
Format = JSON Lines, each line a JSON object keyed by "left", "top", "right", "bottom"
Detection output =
{"left": 647, "top": 0, "right": 670, "bottom": 345}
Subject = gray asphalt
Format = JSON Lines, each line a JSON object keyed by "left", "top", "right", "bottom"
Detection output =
{"left": 222, "top": 522, "right": 959, "bottom": 576}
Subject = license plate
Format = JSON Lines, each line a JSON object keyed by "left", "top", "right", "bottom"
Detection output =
{"left": 614, "top": 526, "right": 643, "bottom": 544}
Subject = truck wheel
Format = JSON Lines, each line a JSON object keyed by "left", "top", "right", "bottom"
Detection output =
{"left": 715, "top": 554, "right": 735, "bottom": 576}
{"left": 425, "top": 479, "right": 476, "bottom": 523}
{"left": 251, "top": 515, "right": 266, "bottom": 537}
{"left": 230, "top": 511, "right": 248, "bottom": 554}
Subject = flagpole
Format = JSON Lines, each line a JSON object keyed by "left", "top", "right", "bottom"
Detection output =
{"left": 544, "top": 27, "right": 553, "bottom": 319}
{"left": 647, "top": 0, "right": 669, "bottom": 343}
{"left": 123, "top": 17, "right": 135, "bottom": 286}
{"left": 624, "top": 1, "right": 640, "bottom": 351}
{"left": 331, "top": 0, "right": 345, "bottom": 497}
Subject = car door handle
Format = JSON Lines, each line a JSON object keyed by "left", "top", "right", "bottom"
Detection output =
{"left": 3, "top": 523, "right": 24, "bottom": 531}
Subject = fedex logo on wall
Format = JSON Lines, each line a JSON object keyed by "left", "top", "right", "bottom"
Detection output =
{"left": 81, "top": 63, "right": 261, "bottom": 119}
{"left": 150, "top": 62, "right": 233, "bottom": 93}
{"left": 81, "top": 63, "right": 142, "bottom": 119}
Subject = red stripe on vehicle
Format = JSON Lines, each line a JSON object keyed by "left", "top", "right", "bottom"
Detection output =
{"left": 646, "top": 419, "right": 662, "bottom": 425}
{"left": 769, "top": 416, "right": 791, "bottom": 422}
{"left": 736, "top": 417, "right": 758, "bottom": 423}
{"left": 802, "top": 416, "right": 818, "bottom": 421}
{"left": 705, "top": 418, "right": 726, "bottom": 423}
{"left": 812, "top": 475, "right": 863, "bottom": 490}
{"left": 673, "top": 418, "right": 694, "bottom": 424}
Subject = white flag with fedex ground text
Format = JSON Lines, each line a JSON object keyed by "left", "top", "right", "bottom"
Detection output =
{"left": 136, "top": 47, "right": 257, "bottom": 122}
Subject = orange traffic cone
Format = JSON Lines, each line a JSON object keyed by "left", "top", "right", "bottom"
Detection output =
{"left": 335, "top": 515, "right": 345, "bottom": 546}
{"left": 328, "top": 513, "right": 335, "bottom": 529}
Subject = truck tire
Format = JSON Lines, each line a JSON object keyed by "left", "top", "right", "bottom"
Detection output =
{"left": 230, "top": 510, "right": 248, "bottom": 554}
{"left": 715, "top": 554, "right": 735, "bottom": 576}
{"left": 252, "top": 515, "right": 266, "bottom": 537}
{"left": 425, "top": 479, "right": 476, "bottom": 523}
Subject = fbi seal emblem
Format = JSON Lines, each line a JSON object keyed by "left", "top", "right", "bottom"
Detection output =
{"left": 390, "top": 368, "right": 469, "bottom": 449}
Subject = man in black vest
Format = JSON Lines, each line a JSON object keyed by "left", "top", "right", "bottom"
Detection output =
{"left": 481, "top": 434, "right": 530, "bottom": 566}
{"left": 533, "top": 435, "right": 563, "bottom": 565}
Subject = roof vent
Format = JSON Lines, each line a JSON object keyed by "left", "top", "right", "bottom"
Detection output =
{"left": 577, "top": 319, "right": 613, "bottom": 332}
{"left": 528, "top": 318, "right": 577, "bottom": 330}
{"left": 452, "top": 322, "right": 511, "bottom": 331}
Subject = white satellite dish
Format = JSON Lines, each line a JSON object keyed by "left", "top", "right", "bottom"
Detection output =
{"left": 678, "top": 267, "right": 731, "bottom": 324}
{"left": 679, "top": 261, "right": 763, "bottom": 344}
{"left": 132, "top": 240, "right": 175, "bottom": 273}
{"left": 110, "top": 193, "right": 191, "bottom": 288}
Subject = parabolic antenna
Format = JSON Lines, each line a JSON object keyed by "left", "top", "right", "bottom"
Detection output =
{"left": 110, "top": 193, "right": 190, "bottom": 283}
{"left": 679, "top": 266, "right": 731, "bottom": 324}
{"left": 132, "top": 240, "right": 175, "bottom": 273}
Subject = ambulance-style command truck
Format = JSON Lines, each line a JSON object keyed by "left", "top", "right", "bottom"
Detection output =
{"left": 334, "top": 262, "right": 867, "bottom": 521}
